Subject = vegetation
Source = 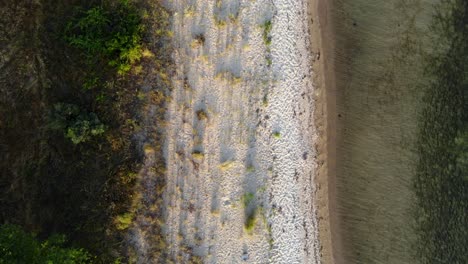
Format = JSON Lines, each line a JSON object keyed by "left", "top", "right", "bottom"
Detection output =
{"left": 0, "top": 224, "right": 92, "bottom": 264}
{"left": 192, "top": 150, "right": 205, "bottom": 160}
{"left": 242, "top": 192, "right": 255, "bottom": 208}
{"left": 273, "top": 131, "right": 281, "bottom": 139}
{"left": 196, "top": 109, "right": 208, "bottom": 121}
{"left": 49, "top": 103, "right": 106, "bottom": 144}
{"left": 261, "top": 20, "right": 272, "bottom": 46}
{"left": 261, "top": 19, "right": 272, "bottom": 67}
{"left": 244, "top": 212, "right": 257, "bottom": 232}
{"left": 114, "top": 212, "right": 135, "bottom": 231}
{"left": 0, "top": 0, "right": 172, "bottom": 262}
{"left": 242, "top": 193, "right": 257, "bottom": 232}
{"left": 219, "top": 160, "right": 235, "bottom": 171}
{"left": 266, "top": 56, "right": 272, "bottom": 66}
{"left": 414, "top": 0, "right": 468, "bottom": 262}
{"left": 64, "top": 0, "right": 144, "bottom": 75}
{"left": 246, "top": 165, "right": 255, "bottom": 173}
{"left": 262, "top": 94, "right": 269, "bottom": 106}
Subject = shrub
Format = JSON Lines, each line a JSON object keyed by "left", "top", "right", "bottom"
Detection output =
{"left": 192, "top": 150, "right": 205, "bottom": 160}
{"left": 242, "top": 192, "right": 255, "bottom": 208}
{"left": 114, "top": 212, "right": 135, "bottom": 230}
{"left": 273, "top": 131, "right": 281, "bottom": 139}
{"left": 244, "top": 210, "right": 257, "bottom": 232}
{"left": 242, "top": 192, "right": 257, "bottom": 232}
{"left": 64, "top": 0, "right": 144, "bottom": 75}
{"left": 261, "top": 20, "right": 272, "bottom": 46}
{"left": 49, "top": 103, "right": 106, "bottom": 144}
{"left": 196, "top": 109, "right": 208, "bottom": 120}
{"left": 0, "top": 224, "right": 92, "bottom": 264}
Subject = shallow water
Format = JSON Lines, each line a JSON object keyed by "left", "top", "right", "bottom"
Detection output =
{"left": 413, "top": 1, "right": 468, "bottom": 262}
{"left": 332, "top": 0, "right": 437, "bottom": 263}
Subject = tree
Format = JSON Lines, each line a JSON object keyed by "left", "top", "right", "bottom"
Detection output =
{"left": 0, "top": 224, "right": 92, "bottom": 264}
{"left": 49, "top": 103, "right": 106, "bottom": 145}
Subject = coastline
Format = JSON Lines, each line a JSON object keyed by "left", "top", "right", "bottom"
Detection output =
{"left": 309, "top": 0, "right": 343, "bottom": 263}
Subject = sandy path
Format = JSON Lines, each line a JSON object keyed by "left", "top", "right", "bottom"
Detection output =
{"left": 160, "top": 0, "right": 321, "bottom": 262}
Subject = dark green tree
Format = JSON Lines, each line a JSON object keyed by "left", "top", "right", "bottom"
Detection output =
{"left": 0, "top": 224, "right": 92, "bottom": 264}
{"left": 49, "top": 103, "right": 106, "bottom": 145}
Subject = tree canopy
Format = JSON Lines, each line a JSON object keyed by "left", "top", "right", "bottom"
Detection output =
{"left": 0, "top": 224, "right": 93, "bottom": 264}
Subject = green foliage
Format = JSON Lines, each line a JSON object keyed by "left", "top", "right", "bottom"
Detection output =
{"left": 242, "top": 192, "right": 257, "bottom": 232}
{"left": 83, "top": 76, "right": 99, "bottom": 90}
{"left": 244, "top": 210, "right": 257, "bottom": 232}
{"left": 273, "top": 131, "right": 281, "bottom": 139}
{"left": 261, "top": 20, "right": 272, "bottom": 68}
{"left": 114, "top": 212, "right": 134, "bottom": 230}
{"left": 242, "top": 192, "right": 255, "bottom": 209}
{"left": 1, "top": 0, "right": 171, "bottom": 262}
{"left": 49, "top": 103, "right": 106, "bottom": 144}
{"left": 261, "top": 20, "right": 272, "bottom": 46}
{"left": 0, "top": 224, "right": 92, "bottom": 264}
{"left": 65, "top": 0, "right": 144, "bottom": 75}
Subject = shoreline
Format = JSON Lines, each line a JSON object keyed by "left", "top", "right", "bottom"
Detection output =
{"left": 309, "top": 0, "right": 343, "bottom": 263}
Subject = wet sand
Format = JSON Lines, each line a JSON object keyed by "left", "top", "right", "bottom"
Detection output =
{"left": 308, "top": 0, "right": 342, "bottom": 263}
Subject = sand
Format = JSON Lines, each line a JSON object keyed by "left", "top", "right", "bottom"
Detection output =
{"left": 158, "top": 0, "right": 323, "bottom": 262}
{"left": 307, "top": 0, "right": 340, "bottom": 263}
{"left": 125, "top": 0, "right": 340, "bottom": 262}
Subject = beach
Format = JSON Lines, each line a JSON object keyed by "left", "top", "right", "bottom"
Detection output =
{"left": 309, "top": 0, "right": 342, "bottom": 263}
{"left": 127, "top": 0, "right": 449, "bottom": 263}
{"left": 157, "top": 0, "right": 322, "bottom": 262}
{"left": 0, "top": 0, "right": 465, "bottom": 263}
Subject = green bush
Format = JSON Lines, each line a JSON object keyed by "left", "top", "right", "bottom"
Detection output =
{"left": 49, "top": 103, "right": 106, "bottom": 144}
{"left": 242, "top": 192, "right": 254, "bottom": 208}
{"left": 261, "top": 20, "right": 272, "bottom": 46}
{"left": 273, "top": 131, "right": 281, "bottom": 139}
{"left": 244, "top": 210, "right": 257, "bottom": 232}
{"left": 64, "top": 0, "right": 144, "bottom": 75}
{"left": 0, "top": 224, "right": 92, "bottom": 264}
{"left": 242, "top": 193, "right": 257, "bottom": 232}
{"left": 114, "top": 212, "right": 134, "bottom": 230}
